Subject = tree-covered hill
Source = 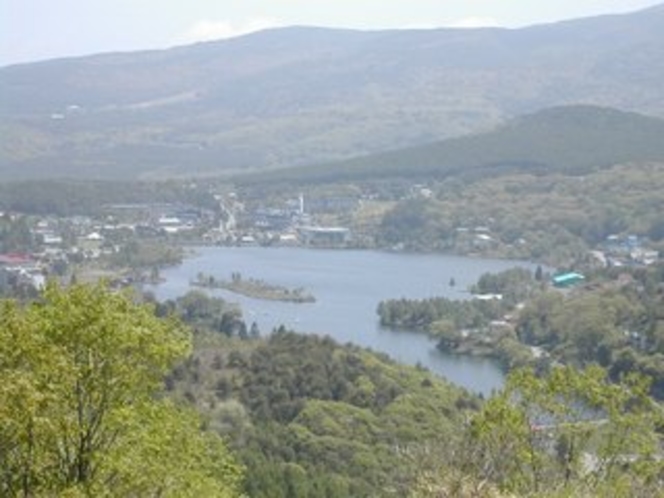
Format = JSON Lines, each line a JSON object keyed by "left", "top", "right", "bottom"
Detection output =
{"left": 0, "top": 178, "right": 217, "bottom": 216}
{"left": 170, "top": 326, "right": 664, "bottom": 497}
{"left": 240, "top": 105, "right": 664, "bottom": 186}
{"left": 169, "top": 330, "right": 479, "bottom": 497}
{"left": 1, "top": 4, "right": 663, "bottom": 180}
{"left": 372, "top": 160, "right": 664, "bottom": 264}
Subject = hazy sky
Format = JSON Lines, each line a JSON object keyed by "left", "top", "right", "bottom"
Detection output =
{"left": 2, "top": 0, "right": 661, "bottom": 66}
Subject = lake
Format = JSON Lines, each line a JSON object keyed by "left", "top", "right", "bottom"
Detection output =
{"left": 145, "top": 247, "right": 536, "bottom": 396}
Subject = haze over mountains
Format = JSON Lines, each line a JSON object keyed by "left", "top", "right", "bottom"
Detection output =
{"left": 1, "top": 4, "right": 663, "bottom": 181}
{"left": 240, "top": 105, "right": 664, "bottom": 185}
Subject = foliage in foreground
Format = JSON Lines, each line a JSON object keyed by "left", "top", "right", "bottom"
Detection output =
{"left": 0, "top": 283, "right": 243, "bottom": 497}
{"left": 411, "top": 365, "right": 664, "bottom": 497}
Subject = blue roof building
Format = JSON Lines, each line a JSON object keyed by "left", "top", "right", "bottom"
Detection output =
{"left": 552, "top": 272, "right": 585, "bottom": 288}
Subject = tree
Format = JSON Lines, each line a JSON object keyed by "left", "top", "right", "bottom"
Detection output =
{"left": 463, "top": 365, "right": 664, "bottom": 496}
{"left": 409, "top": 365, "right": 664, "bottom": 497}
{"left": 103, "top": 400, "right": 244, "bottom": 497}
{"left": 0, "top": 282, "right": 243, "bottom": 497}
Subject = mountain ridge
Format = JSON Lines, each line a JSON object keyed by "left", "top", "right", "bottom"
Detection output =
{"left": 1, "top": 5, "right": 663, "bottom": 181}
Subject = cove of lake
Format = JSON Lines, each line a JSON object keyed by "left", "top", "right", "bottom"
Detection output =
{"left": 145, "top": 247, "right": 537, "bottom": 396}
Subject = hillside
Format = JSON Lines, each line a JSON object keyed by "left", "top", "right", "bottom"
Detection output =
{"left": 170, "top": 330, "right": 477, "bottom": 496}
{"left": 239, "top": 105, "right": 664, "bottom": 185}
{"left": 1, "top": 4, "right": 663, "bottom": 180}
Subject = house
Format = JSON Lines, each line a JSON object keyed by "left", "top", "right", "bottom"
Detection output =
{"left": 630, "top": 248, "right": 659, "bottom": 266}
{"left": 278, "top": 233, "right": 298, "bottom": 246}
{"left": 77, "top": 232, "right": 104, "bottom": 257}
{"left": 474, "top": 293, "right": 503, "bottom": 301}
{"left": 552, "top": 272, "right": 585, "bottom": 288}
{"left": 0, "top": 253, "right": 45, "bottom": 292}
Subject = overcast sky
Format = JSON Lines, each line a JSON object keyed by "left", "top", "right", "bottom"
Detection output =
{"left": 2, "top": 0, "right": 661, "bottom": 67}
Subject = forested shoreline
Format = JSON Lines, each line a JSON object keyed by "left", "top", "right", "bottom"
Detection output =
{"left": 378, "top": 263, "right": 664, "bottom": 400}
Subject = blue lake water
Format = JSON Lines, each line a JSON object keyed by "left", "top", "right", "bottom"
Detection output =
{"left": 146, "top": 247, "right": 537, "bottom": 396}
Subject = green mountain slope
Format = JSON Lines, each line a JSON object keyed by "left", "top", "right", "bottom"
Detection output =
{"left": 1, "top": 5, "right": 663, "bottom": 180}
{"left": 171, "top": 330, "right": 476, "bottom": 497}
{"left": 239, "top": 105, "right": 664, "bottom": 185}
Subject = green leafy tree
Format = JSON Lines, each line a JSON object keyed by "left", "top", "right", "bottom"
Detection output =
{"left": 0, "top": 282, "right": 243, "bottom": 497}
{"left": 463, "top": 365, "right": 664, "bottom": 496}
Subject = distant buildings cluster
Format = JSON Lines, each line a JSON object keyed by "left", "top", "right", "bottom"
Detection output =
{"left": 211, "top": 193, "right": 353, "bottom": 248}
{"left": 594, "top": 234, "right": 660, "bottom": 267}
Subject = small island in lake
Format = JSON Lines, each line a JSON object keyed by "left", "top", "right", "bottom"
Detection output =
{"left": 191, "top": 272, "right": 316, "bottom": 303}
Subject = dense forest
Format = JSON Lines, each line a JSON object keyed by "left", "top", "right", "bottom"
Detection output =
{"left": 168, "top": 328, "right": 477, "bottom": 497}
{"left": 2, "top": 282, "right": 663, "bottom": 496}
{"left": 0, "top": 179, "right": 217, "bottom": 216}
{"left": 167, "top": 323, "right": 664, "bottom": 497}
{"left": 238, "top": 106, "right": 664, "bottom": 187}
